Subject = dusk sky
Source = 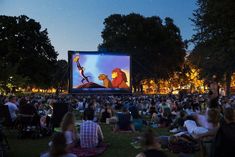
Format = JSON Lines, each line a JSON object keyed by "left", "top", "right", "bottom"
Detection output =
{"left": 0, "top": 0, "right": 197, "bottom": 60}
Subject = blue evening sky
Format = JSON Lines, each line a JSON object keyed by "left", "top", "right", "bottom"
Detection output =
{"left": 0, "top": 0, "right": 197, "bottom": 60}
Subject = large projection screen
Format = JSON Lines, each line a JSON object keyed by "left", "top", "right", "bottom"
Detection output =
{"left": 68, "top": 51, "right": 131, "bottom": 94}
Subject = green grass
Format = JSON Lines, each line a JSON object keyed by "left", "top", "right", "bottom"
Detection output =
{"left": 5, "top": 125, "right": 198, "bottom": 157}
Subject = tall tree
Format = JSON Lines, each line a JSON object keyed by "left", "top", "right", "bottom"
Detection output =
{"left": 99, "top": 13, "right": 186, "bottom": 91}
{"left": 0, "top": 15, "right": 58, "bottom": 89}
{"left": 52, "top": 59, "right": 68, "bottom": 93}
{"left": 190, "top": 0, "right": 235, "bottom": 96}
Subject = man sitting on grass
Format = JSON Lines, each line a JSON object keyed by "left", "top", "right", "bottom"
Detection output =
{"left": 79, "top": 109, "right": 104, "bottom": 148}
{"left": 113, "top": 107, "right": 135, "bottom": 132}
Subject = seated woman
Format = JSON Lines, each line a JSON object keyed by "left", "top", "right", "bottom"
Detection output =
{"left": 41, "top": 132, "right": 76, "bottom": 157}
{"left": 113, "top": 108, "right": 135, "bottom": 132}
{"left": 60, "top": 112, "right": 79, "bottom": 150}
{"left": 136, "top": 129, "right": 168, "bottom": 157}
{"left": 150, "top": 113, "right": 158, "bottom": 123}
{"left": 38, "top": 103, "right": 52, "bottom": 131}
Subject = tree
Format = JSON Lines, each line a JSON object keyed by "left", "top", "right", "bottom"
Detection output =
{"left": 0, "top": 15, "right": 58, "bottom": 90}
{"left": 190, "top": 0, "right": 235, "bottom": 96}
{"left": 52, "top": 59, "right": 68, "bottom": 93}
{"left": 99, "top": 13, "right": 186, "bottom": 92}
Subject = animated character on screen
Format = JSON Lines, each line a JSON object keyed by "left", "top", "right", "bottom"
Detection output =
{"left": 73, "top": 55, "right": 90, "bottom": 84}
{"left": 98, "top": 74, "right": 113, "bottom": 88}
{"left": 111, "top": 68, "right": 129, "bottom": 88}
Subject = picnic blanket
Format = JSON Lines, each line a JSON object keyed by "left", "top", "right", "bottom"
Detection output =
{"left": 70, "top": 143, "right": 109, "bottom": 157}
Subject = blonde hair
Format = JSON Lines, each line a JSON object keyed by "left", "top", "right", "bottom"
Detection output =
{"left": 60, "top": 112, "right": 76, "bottom": 132}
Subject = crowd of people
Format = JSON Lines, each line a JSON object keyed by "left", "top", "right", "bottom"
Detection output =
{"left": 0, "top": 92, "right": 235, "bottom": 157}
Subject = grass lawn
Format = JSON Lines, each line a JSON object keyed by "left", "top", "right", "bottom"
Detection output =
{"left": 5, "top": 125, "right": 198, "bottom": 157}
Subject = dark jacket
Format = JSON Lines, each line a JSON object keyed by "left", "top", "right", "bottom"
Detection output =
{"left": 213, "top": 122, "right": 235, "bottom": 157}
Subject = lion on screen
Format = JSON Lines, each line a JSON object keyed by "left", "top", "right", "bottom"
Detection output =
{"left": 98, "top": 74, "right": 113, "bottom": 88}
{"left": 111, "top": 68, "right": 129, "bottom": 88}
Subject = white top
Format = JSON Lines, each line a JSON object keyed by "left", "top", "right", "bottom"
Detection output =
{"left": 4, "top": 102, "right": 18, "bottom": 121}
{"left": 184, "top": 120, "right": 208, "bottom": 135}
{"left": 40, "top": 152, "right": 76, "bottom": 157}
{"left": 65, "top": 131, "right": 74, "bottom": 145}
{"left": 64, "top": 130, "right": 79, "bottom": 145}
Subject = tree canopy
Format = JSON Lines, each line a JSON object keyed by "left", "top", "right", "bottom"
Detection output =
{"left": 0, "top": 15, "right": 58, "bottom": 91}
{"left": 189, "top": 0, "right": 235, "bottom": 95}
{"left": 99, "top": 13, "right": 186, "bottom": 91}
{"left": 53, "top": 59, "right": 68, "bottom": 92}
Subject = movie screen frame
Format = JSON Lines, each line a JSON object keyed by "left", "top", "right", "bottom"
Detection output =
{"left": 68, "top": 51, "right": 132, "bottom": 94}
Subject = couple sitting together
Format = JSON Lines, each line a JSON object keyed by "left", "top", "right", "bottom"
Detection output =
{"left": 41, "top": 109, "right": 104, "bottom": 157}
{"left": 63, "top": 111, "right": 104, "bottom": 149}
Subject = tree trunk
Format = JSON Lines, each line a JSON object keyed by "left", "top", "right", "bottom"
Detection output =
{"left": 226, "top": 72, "right": 232, "bottom": 97}
{"left": 133, "top": 84, "right": 137, "bottom": 93}
{"left": 157, "top": 82, "right": 160, "bottom": 93}
{"left": 140, "top": 84, "right": 143, "bottom": 94}
{"left": 137, "top": 85, "right": 140, "bottom": 92}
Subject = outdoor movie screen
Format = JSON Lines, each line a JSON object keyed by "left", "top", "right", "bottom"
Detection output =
{"left": 68, "top": 51, "right": 131, "bottom": 93}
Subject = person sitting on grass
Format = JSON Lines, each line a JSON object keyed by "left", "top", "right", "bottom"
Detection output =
{"left": 136, "top": 129, "right": 168, "bottom": 157}
{"left": 169, "top": 110, "right": 187, "bottom": 132}
{"left": 4, "top": 95, "right": 18, "bottom": 122}
{"left": 148, "top": 101, "right": 157, "bottom": 116}
{"left": 158, "top": 111, "right": 172, "bottom": 128}
{"left": 113, "top": 107, "right": 135, "bottom": 132}
{"left": 132, "top": 112, "right": 144, "bottom": 131}
{"left": 84, "top": 102, "right": 95, "bottom": 121}
{"left": 60, "top": 112, "right": 79, "bottom": 150}
{"left": 79, "top": 108, "right": 104, "bottom": 148}
{"left": 41, "top": 132, "right": 76, "bottom": 157}
{"left": 100, "top": 104, "right": 112, "bottom": 123}
{"left": 150, "top": 113, "right": 158, "bottom": 124}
